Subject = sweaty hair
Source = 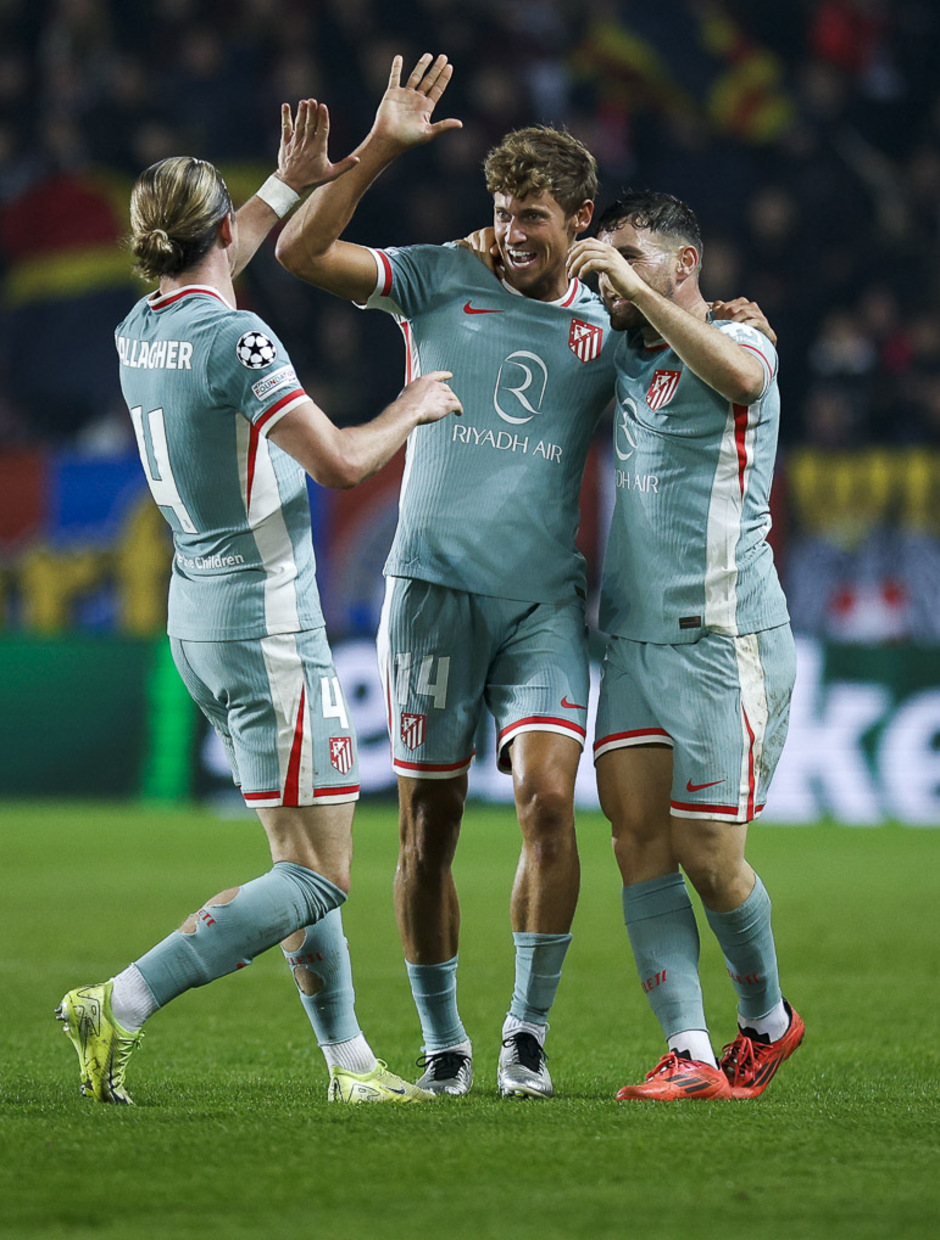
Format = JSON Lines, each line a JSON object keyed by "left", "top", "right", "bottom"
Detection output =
{"left": 129, "top": 156, "right": 233, "bottom": 280}
{"left": 484, "top": 126, "right": 598, "bottom": 217}
{"left": 596, "top": 190, "right": 703, "bottom": 262}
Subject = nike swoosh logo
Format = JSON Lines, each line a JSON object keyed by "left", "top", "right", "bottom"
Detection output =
{"left": 561, "top": 696, "right": 586, "bottom": 710}
{"left": 463, "top": 301, "right": 502, "bottom": 314}
{"left": 686, "top": 779, "right": 725, "bottom": 792}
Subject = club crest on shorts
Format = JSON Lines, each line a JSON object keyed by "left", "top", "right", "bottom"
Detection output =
{"left": 400, "top": 712, "right": 427, "bottom": 750}
{"left": 329, "top": 736, "right": 353, "bottom": 775}
{"left": 646, "top": 369, "right": 682, "bottom": 410}
{"left": 568, "top": 318, "right": 603, "bottom": 363}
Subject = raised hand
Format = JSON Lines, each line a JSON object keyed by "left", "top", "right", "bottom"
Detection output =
{"left": 567, "top": 237, "right": 645, "bottom": 300}
{"left": 372, "top": 53, "right": 463, "bottom": 149}
{"left": 277, "top": 99, "right": 360, "bottom": 194}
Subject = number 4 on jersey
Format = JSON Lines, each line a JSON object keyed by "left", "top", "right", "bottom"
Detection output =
{"left": 130, "top": 405, "right": 197, "bottom": 533}
{"left": 394, "top": 653, "right": 450, "bottom": 709}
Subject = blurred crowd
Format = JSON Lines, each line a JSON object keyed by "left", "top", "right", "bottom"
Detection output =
{"left": 1, "top": 0, "right": 939, "bottom": 451}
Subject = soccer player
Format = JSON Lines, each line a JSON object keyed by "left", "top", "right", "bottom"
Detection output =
{"left": 276, "top": 55, "right": 620, "bottom": 1098}
{"left": 56, "top": 100, "right": 463, "bottom": 1105}
{"left": 567, "top": 192, "right": 804, "bottom": 1101}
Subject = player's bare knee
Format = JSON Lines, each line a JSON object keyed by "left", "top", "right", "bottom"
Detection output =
{"left": 179, "top": 886, "right": 240, "bottom": 934}
{"left": 515, "top": 777, "right": 573, "bottom": 836}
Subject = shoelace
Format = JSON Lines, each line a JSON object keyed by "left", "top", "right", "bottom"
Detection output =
{"left": 646, "top": 1052, "right": 684, "bottom": 1079}
{"left": 719, "top": 1034, "right": 756, "bottom": 1085}
{"left": 416, "top": 1051, "right": 469, "bottom": 1080}
{"left": 501, "top": 1032, "right": 546, "bottom": 1073}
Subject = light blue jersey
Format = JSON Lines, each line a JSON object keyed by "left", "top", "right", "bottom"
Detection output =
{"left": 599, "top": 319, "right": 789, "bottom": 643}
{"left": 363, "top": 244, "right": 617, "bottom": 603}
{"left": 116, "top": 285, "right": 322, "bottom": 640}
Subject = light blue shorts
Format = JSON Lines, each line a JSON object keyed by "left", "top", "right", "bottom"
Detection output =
{"left": 170, "top": 628, "right": 359, "bottom": 808}
{"left": 377, "top": 577, "right": 590, "bottom": 778}
{"left": 593, "top": 625, "right": 795, "bottom": 822}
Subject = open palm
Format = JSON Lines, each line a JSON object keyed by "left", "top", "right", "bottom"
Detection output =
{"left": 374, "top": 53, "right": 463, "bottom": 148}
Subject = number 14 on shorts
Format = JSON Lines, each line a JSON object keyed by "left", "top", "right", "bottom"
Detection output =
{"left": 393, "top": 654, "right": 450, "bottom": 709}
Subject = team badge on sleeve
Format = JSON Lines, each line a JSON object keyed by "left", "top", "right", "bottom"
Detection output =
{"left": 401, "top": 713, "right": 427, "bottom": 750}
{"left": 236, "top": 331, "right": 278, "bottom": 369}
{"left": 646, "top": 369, "right": 682, "bottom": 411}
{"left": 568, "top": 318, "right": 604, "bottom": 363}
{"left": 329, "top": 736, "right": 354, "bottom": 775}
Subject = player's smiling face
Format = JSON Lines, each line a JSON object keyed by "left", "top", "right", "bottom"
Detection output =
{"left": 493, "top": 190, "right": 590, "bottom": 302}
{"left": 598, "top": 219, "right": 677, "bottom": 332}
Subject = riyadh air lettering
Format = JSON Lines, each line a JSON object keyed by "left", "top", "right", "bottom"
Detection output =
{"left": 494, "top": 350, "right": 548, "bottom": 425}
{"left": 613, "top": 397, "right": 658, "bottom": 492}
{"left": 452, "top": 422, "right": 563, "bottom": 463}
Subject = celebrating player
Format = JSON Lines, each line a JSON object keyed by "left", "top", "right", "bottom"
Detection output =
{"left": 56, "top": 99, "right": 462, "bottom": 1105}
{"left": 277, "top": 55, "right": 619, "bottom": 1098}
{"left": 567, "top": 191, "right": 804, "bottom": 1101}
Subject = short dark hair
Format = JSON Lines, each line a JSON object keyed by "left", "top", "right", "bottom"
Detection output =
{"left": 596, "top": 190, "right": 703, "bottom": 255}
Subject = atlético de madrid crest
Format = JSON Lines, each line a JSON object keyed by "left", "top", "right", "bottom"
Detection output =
{"left": 401, "top": 713, "right": 427, "bottom": 750}
{"left": 329, "top": 736, "right": 353, "bottom": 775}
{"left": 646, "top": 369, "right": 681, "bottom": 411}
{"left": 568, "top": 318, "right": 603, "bottom": 363}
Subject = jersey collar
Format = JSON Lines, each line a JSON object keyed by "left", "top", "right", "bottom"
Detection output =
{"left": 148, "top": 284, "right": 235, "bottom": 311}
{"left": 499, "top": 276, "right": 580, "bottom": 307}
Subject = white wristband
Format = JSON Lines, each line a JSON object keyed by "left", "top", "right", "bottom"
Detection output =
{"left": 256, "top": 174, "right": 301, "bottom": 219}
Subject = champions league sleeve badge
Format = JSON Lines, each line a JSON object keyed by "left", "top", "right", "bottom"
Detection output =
{"left": 236, "top": 330, "right": 278, "bottom": 369}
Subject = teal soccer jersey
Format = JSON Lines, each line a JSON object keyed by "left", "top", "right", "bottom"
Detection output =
{"left": 599, "top": 319, "right": 790, "bottom": 643}
{"left": 116, "top": 285, "right": 323, "bottom": 640}
{"left": 363, "top": 243, "right": 617, "bottom": 603}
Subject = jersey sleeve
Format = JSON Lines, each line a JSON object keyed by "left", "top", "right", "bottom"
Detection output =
{"left": 714, "top": 319, "right": 778, "bottom": 396}
{"left": 359, "top": 243, "right": 461, "bottom": 318}
{"left": 207, "top": 312, "right": 308, "bottom": 436}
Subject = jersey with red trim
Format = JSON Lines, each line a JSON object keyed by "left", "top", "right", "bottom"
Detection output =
{"left": 362, "top": 243, "right": 616, "bottom": 603}
{"left": 116, "top": 284, "right": 323, "bottom": 639}
{"left": 599, "top": 317, "right": 789, "bottom": 643}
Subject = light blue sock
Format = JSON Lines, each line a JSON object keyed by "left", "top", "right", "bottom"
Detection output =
{"left": 405, "top": 957, "right": 467, "bottom": 1053}
{"left": 282, "top": 907, "right": 361, "bottom": 1045}
{"left": 704, "top": 873, "right": 782, "bottom": 1022}
{"left": 135, "top": 862, "right": 346, "bottom": 1008}
{"left": 623, "top": 873, "right": 707, "bottom": 1040}
{"left": 508, "top": 931, "right": 572, "bottom": 1026}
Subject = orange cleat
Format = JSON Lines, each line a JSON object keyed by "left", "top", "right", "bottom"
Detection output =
{"left": 719, "top": 1001, "right": 805, "bottom": 1098}
{"left": 616, "top": 1052, "right": 732, "bottom": 1101}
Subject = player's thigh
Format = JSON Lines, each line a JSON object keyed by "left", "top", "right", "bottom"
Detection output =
{"left": 171, "top": 629, "right": 359, "bottom": 808}
{"left": 377, "top": 577, "right": 488, "bottom": 779}
{"left": 486, "top": 596, "right": 590, "bottom": 772}
{"left": 659, "top": 626, "right": 795, "bottom": 825}
{"left": 594, "top": 634, "right": 675, "bottom": 830}
{"left": 257, "top": 800, "right": 355, "bottom": 887}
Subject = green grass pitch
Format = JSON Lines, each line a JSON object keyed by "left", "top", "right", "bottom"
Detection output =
{"left": 1, "top": 800, "right": 937, "bottom": 1239}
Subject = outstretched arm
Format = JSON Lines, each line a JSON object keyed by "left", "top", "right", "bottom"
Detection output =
{"left": 276, "top": 53, "right": 462, "bottom": 301}
{"left": 567, "top": 238, "right": 768, "bottom": 405}
{"left": 268, "top": 371, "right": 462, "bottom": 489}
{"left": 232, "top": 99, "right": 359, "bottom": 276}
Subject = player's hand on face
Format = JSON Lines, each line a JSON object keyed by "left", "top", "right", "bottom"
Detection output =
{"left": 711, "top": 298, "right": 778, "bottom": 347}
{"left": 277, "top": 99, "right": 359, "bottom": 193}
{"left": 567, "top": 237, "right": 643, "bottom": 299}
{"left": 455, "top": 226, "right": 501, "bottom": 275}
{"left": 401, "top": 370, "right": 463, "bottom": 425}
{"left": 373, "top": 53, "right": 463, "bottom": 148}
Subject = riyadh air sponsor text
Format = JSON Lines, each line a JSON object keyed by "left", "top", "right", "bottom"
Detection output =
{"left": 452, "top": 422, "right": 562, "bottom": 463}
